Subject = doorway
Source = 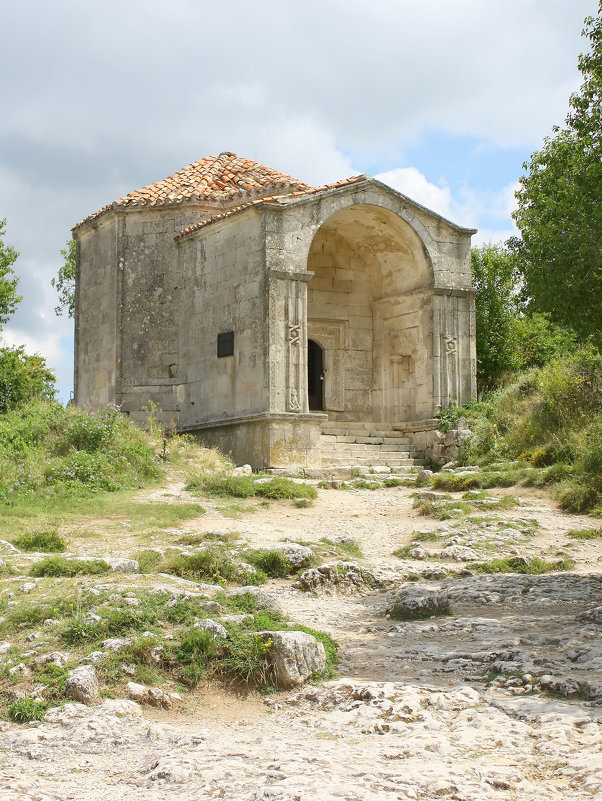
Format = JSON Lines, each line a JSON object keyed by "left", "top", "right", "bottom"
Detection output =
{"left": 307, "top": 339, "right": 324, "bottom": 411}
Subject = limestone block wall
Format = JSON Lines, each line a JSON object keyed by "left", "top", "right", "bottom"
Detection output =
{"left": 75, "top": 216, "right": 119, "bottom": 407}
{"left": 118, "top": 206, "right": 206, "bottom": 424}
{"left": 178, "top": 211, "right": 268, "bottom": 427}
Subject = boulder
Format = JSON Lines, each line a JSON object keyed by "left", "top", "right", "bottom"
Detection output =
{"left": 65, "top": 665, "right": 99, "bottom": 703}
{"left": 257, "top": 630, "right": 326, "bottom": 688}
{"left": 277, "top": 542, "right": 315, "bottom": 568}
{"left": 441, "top": 545, "right": 479, "bottom": 562}
{"left": 193, "top": 618, "right": 227, "bottom": 639}
{"left": 389, "top": 588, "right": 451, "bottom": 620}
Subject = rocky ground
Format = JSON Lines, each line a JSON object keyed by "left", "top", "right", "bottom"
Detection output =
{"left": 0, "top": 476, "right": 601, "bottom": 800}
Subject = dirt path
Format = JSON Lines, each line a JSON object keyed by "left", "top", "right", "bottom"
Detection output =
{"left": 0, "top": 480, "right": 601, "bottom": 800}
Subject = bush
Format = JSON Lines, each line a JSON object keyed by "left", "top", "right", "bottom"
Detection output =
{"left": 188, "top": 473, "right": 317, "bottom": 501}
{"left": 0, "top": 401, "right": 160, "bottom": 501}
{"left": 0, "top": 347, "right": 55, "bottom": 414}
{"left": 30, "top": 557, "right": 111, "bottom": 577}
{"left": 245, "top": 549, "right": 293, "bottom": 578}
{"left": 13, "top": 530, "right": 66, "bottom": 552}
{"left": 472, "top": 556, "right": 574, "bottom": 574}
{"left": 162, "top": 546, "right": 241, "bottom": 585}
{"left": 8, "top": 696, "right": 47, "bottom": 723}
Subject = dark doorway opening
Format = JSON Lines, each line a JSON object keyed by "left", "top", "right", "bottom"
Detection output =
{"left": 307, "top": 339, "right": 324, "bottom": 411}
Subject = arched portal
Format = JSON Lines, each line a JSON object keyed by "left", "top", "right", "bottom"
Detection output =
{"left": 307, "top": 339, "right": 324, "bottom": 410}
{"left": 306, "top": 204, "right": 433, "bottom": 425}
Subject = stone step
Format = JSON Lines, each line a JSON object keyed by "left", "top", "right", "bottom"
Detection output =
{"left": 320, "top": 455, "right": 417, "bottom": 466}
{"left": 320, "top": 447, "right": 412, "bottom": 458}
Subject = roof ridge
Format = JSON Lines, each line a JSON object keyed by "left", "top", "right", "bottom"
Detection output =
{"left": 73, "top": 153, "right": 313, "bottom": 231}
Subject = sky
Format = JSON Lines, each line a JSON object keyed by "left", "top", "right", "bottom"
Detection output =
{"left": 0, "top": 0, "right": 596, "bottom": 402}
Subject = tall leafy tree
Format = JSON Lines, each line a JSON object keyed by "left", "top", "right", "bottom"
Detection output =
{"left": 52, "top": 239, "right": 76, "bottom": 318}
{"left": 511, "top": 3, "right": 602, "bottom": 346}
{"left": 471, "top": 244, "right": 520, "bottom": 393}
{"left": 0, "top": 218, "right": 22, "bottom": 328}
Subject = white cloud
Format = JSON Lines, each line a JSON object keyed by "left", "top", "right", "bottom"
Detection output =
{"left": 376, "top": 167, "right": 520, "bottom": 243}
{"left": 374, "top": 168, "right": 454, "bottom": 219}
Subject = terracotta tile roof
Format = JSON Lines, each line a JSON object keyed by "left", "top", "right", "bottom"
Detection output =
{"left": 73, "top": 152, "right": 313, "bottom": 230}
{"left": 176, "top": 174, "right": 369, "bottom": 240}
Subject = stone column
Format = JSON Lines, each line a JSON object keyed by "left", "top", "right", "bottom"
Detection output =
{"left": 268, "top": 269, "right": 313, "bottom": 414}
{"left": 431, "top": 289, "right": 476, "bottom": 412}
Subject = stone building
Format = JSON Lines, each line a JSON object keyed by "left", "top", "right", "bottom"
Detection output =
{"left": 72, "top": 152, "right": 476, "bottom": 468}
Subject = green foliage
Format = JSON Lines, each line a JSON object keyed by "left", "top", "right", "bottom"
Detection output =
{"left": 0, "top": 401, "right": 160, "bottom": 502}
{"left": 0, "top": 347, "right": 56, "bottom": 414}
{"left": 244, "top": 549, "right": 293, "bottom": 578}
{"left": 162, "top": 545, "right": 244, "bottom": 585}
{"left": 510, "top": 6, "right": 602, "bottom": 346}
{"left": 217, "top": 629, "right": 271, "bottom": 685}
{"left": 510, "top": 313, "right": 578, "bottom": 371}
{"left": 189, "top": 473, "right": 317, "bottom": 501}
{"left": 254, "top": 478, "right": 317, "bottom": 501}
{"left": 471, "top": 244, "right": 521, "bottom": 392}
{"left": 173, "top": 627, "right": 220, "bottom": 685}
{"left": 567, "top": 527, "right": 602, "bottom": 540}
{"left": 0, "top": 219, "right": 21, "bottom": 329}
{"left": 13, "top": 530, "right": 66, "bottom": 552}
{"left": 8, "top": 697, "right": 47, "bottom": 723}
{"left": 51, "top": 239, "right": 76, "bottom": 318}
{"left": 30, "top": 557, "right": 111, "bottom": 577}
{"left": 448, "top": 347, "right": 602, "bottom": 513}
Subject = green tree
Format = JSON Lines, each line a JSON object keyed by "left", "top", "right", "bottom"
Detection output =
{"left": 511, "top": 4, "right": 602, "bottom": 346}
{"left": 471, "top": 244, "right": 521, "bottom": 394}
{"left": 0, "top": 347, "right": 56, "bottom": 413}
{"left": 52, "top": 239, "right": 76, "bottom": 318}
{"left": 0, "top": 218, "right": 22, "bottom": 328}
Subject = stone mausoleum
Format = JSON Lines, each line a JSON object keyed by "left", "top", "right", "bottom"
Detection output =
{"left": 73, "top": 152, "right": 476, "bottom": 468}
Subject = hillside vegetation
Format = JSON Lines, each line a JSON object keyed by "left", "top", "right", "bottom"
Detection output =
{"left": 435, "top": 345, "right": 602, "bottom": 515}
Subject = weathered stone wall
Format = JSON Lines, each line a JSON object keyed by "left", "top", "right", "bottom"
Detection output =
{"left": 75, "top": 216, "right": 119, "bottom": 407}
{"left": 177, "top": 211, "right": 268, "bottom": 428}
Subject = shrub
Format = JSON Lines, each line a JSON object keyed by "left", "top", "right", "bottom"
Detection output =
{"left": 13, "top": 530, "right": 66, "bottom": 552}
{"left": 162, "top": 546, "right": 240, "bottom": 584}
{"left": 567, "top": 527, "right": 602, "bottom": 540}
{"left": 8, "top": 696, "right": 47, "bottom": 723}
{"left": 245, "top": 549, "right": 293, "bottom": 578}
{"left": 0, "top": 347, "right": 55, "bottom": 414}
{"left": 0, "top": 401, "right": 160, "bottom": 501}
{"left": 254, "top": 478, "right": 317, "bottom": 501}
{"left": 30, "top": 557, "right": 111, "bottom": 577}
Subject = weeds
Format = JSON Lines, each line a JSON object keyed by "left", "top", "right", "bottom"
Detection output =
{"left": 244, "top": 549, "right": 293, "bottom": 578}
{"left": 12, "top": 530, "right": 66, "bottom": 552}
{"left": 30, "top": 557, "right": 111, "bottom": 578}
{"left": 566, "top": 527, "right": 602, "bottom": 540}
{"left": 8, "top": 697, "right": 47, "bottom": 723}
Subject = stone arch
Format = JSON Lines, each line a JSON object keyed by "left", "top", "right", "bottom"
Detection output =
{"left": 305, "top": 202, "right": 435, "bottom": 424}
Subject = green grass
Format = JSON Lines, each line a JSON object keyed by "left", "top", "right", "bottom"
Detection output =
{"left": 566, "top": 527, "right": 602, "bottom": 540}
{"left": 244, "top": 549, "right": 293, "bottom": 578}
{"left": 160, "top": 545, "right": 259, "bottom": 585}
{"left": 188, "top": 473, "right": 317, "bottom": 502}
{"left": 411, "top": 531, "right": 440, "bottom": 542}
{"left": 30, "top": 557, "right": 111, "bottom": 577}
{"left": 471, "top": 556, "right": 575, "bottom": 574}
{"left": 12, "top": 529, "right": 66, "bottom": 552}
{"left": 8, "top": 697, "right": 47, "bottom": 723}
{"left": 316, "top": 537, "right": 364, "bottom": 559}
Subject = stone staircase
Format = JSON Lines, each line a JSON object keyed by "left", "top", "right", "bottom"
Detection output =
{"left": 318, "top": 422, "right": 422, "bottom": 473}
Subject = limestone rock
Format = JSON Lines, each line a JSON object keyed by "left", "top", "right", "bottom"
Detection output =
{"left": 193, "top": 618, "right": 227, "bottom": 639}
{"left": 65, "top": 665, "right": 99, "bottom": 704}
{"left": 126, "top": 682, "right": 174, "bottom": 709}
{"left": 296, "top": 563, "right": 378, "bottom": 595}
{"left": 441, "top": 545, "right": 479, "bottom": 562}
{"left": 257, "top": 630, "right": 326, "bottom": 688}
{"left": 104, "top": 557, "right": 139, "bottom": 573}
{"left": 389, "top": 588, "right": 451, "bottom": 619}
{"left": 277, "top": 542, "right": 315, "bottom": 568}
